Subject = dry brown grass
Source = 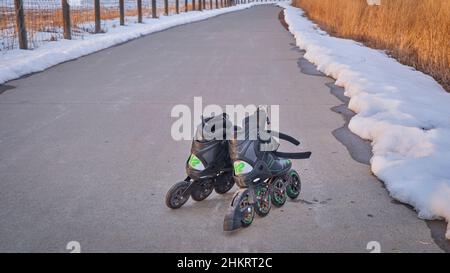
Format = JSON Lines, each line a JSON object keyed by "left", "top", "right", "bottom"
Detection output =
{"left": 292, "top": 0, "right": 450, "bottom": 91}
{"left": 0, "top": 3, "right": 211, "bottom": 31}
{"left": 0, "top": 4, "right": 201, "bottom": 50}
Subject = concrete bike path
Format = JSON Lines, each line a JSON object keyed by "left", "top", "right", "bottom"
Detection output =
{"left": 0, "top": 5, "right": 446, "bottom": 252}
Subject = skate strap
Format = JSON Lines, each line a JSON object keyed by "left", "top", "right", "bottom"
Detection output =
{"left": 274, "top": 151, "right": 312, "bottom": 159}
{"left": 269, "top": 131, "right": 311, "bottom": 159}
{"left": 267, "top": 131, "right": 301, "bottom": 146}
{"left": 277, "top": 132, "right": 300, "bottom": 146}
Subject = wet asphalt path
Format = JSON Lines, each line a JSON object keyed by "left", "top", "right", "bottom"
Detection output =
{"left": 0, "top": 5, "right": 447, "bottom": 252}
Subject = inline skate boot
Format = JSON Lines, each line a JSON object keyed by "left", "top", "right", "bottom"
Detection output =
{"left": 223, "top": 109, "right": 311, "bottom": 231}
{"left": 165, "top": 114, "right": 235, "bottom": 209}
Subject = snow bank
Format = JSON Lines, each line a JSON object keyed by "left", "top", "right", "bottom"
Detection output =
{"left": 0, "top": 3, "right": 272, "bottom": 85}
{"left": 279, "top": 3, "right": 450, "bottom": 238}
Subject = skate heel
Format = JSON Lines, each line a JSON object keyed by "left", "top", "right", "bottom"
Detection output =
{"left": 223, "top": 207, "right": 243, "bottom": 231}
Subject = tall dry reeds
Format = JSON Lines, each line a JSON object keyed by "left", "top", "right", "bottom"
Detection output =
{"left": 292, "top": 0, "right": 450, "bottom": 91}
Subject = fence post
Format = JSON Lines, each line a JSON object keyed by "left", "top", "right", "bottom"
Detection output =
{"left": 137, "top": 0, "right": 143, "bottom": 23}
{"left": 94, "top": 0, "right": 101, "bottom": 33}
{"left": 61, "top": 0, "right": 71, "bottom": 40}
{"left": 152, "top": 0, "right": 157, "bottom": 18}
{"left": 209, "top": 0, "right": 212, "bottom": 9}
{"left": 176, "top": 0, "right": 179, "bottom": 14}
{"left": 185, "top": 0, "right": 188, "bottom": 12}
{"left": 203, "top": 0, "right": 206, "bottom": 9}
{"left": 193, "top": 0, "right": 196, "bottom": 10}
{"left": 215, "top": 0, "right": 218, "bottom": 8}
{"left": 119, "top": 0, "right": 125, "bottom": 25}
{"left": 199, "top": 0, "right": 202, "bottom": 11}
{"left": 220, "top": 0, "right": 223, "bottom": 8}
{"left": 13, "top": 0, "right": 27, "bottom": 49}
{"left": 164, "top": 0, "right": 169, "bottom": 15}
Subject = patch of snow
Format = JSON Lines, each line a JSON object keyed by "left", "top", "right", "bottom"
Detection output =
{"left": 279, "top": 2, "right": 450, "bottom": 239}
{"left": 0, "top": 2, "right": 275, "bottom": 84}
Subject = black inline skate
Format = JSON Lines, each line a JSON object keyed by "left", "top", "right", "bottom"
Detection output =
{"left": 165, "top": 114, "right": 235, "bottom": 209}
{"left": 223, "top": 109, "right": 311, "bottom": 231}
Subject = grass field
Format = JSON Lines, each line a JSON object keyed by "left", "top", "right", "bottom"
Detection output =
{"left": 292, "top": 0, "right": 450, "bottom": 91}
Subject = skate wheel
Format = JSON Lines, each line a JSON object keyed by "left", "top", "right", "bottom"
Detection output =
{"left": 238, "top": 190, "right": 254, "bottom": 227}
{"left": 165, "top": 181, "right": 190, "bottom": 209}
{"left": 254, "top": 184, "right": 271, "bottom": 217}
{"left": 214, "top": 172, "right": 235, "bottom": 194}
{"left": 286, "top": 170, "right": 301, "bottom": 199}
{"left": 271, "top": 177, "right": 287, "bottom": 207}
{"left": 223, "top": 189, "right": 255, "bottom": 231}
{"left": 191, "top": 179, "right": 214, "bottom": 201}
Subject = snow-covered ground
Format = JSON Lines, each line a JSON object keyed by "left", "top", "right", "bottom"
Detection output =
{"left": 0, "top": 2, "right": 278, "bottom": 85}
{"left": 279, "top": 3, "right": 450, "bottom": 239}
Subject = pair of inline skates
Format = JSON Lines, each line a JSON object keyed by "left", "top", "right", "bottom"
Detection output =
{"left": 165, "top": 110, "right": 311, "bottom": 231}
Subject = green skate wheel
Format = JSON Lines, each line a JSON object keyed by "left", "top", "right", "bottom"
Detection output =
{"left": 223, "top": 189, "right": 254, "bottom": 231}
{"left": 254, "top": 184, "right": 271, "bottom": 217}
{"left": 271, "top": 177, "right": 287, "bottom": 207}
{"left": 191, "top": 179, "right": 214, "bottom": 201}
{"left": 286, "top": 170, "right": 302, "bottom": 199}
{"left": 165, "top": 181, "right": 190, "bottom": 209}
{"left": 214, "top": 172, "right": 235, "bottom": 194}
{"left": 238, "top": 190, "right": 255, "bottom": 227}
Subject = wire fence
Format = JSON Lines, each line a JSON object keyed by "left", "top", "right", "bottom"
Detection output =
{"left": 0, "top": 0, "right": 239, "bottom": 52}
{"left": 0, "top": 1, "right": 17, "bottom": 50}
